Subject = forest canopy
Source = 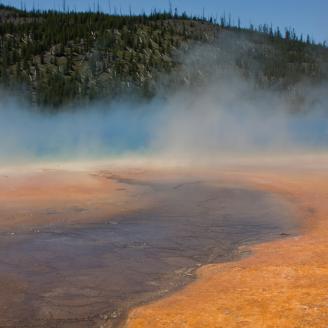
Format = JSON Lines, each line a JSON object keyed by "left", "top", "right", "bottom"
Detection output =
{"left": 0, "top": 4, "right": 327, "bottom": 108}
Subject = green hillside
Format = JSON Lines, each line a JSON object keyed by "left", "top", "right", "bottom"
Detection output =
{"left": 0, "top": 5, "right": 327, "bottom": 108}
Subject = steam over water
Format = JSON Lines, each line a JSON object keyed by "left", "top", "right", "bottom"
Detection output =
{"left": 0, "top": 82, "right": 327, "bottom": 165}
{"left": 0, "top": 41, "right": 327, "bottom": 165}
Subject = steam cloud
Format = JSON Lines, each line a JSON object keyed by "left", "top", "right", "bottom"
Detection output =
{"left": 0, "top": 38, "right": 327, "bottom": 166}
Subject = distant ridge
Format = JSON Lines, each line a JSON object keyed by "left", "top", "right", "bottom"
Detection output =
{"left": 0, "top": 4, "right": 327, "bottom": 108}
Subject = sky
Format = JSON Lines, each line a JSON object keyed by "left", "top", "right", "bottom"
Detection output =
{"left": 4, "top": 0, "right": 328, "bottom": 43}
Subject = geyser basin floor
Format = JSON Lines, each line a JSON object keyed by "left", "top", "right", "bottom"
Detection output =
{"left": 0, "top": 168, "right": 298, "bottom": 328}
{"left": 126, "top": 160, "right": 328, "bottom": 328}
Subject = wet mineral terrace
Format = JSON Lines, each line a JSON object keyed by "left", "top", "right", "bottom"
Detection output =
{"left": 0, "top": 173, "right": 298, "bottom": 328}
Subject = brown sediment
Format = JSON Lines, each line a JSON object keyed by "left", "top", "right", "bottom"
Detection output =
{"left": 125, "top": 160, "right": 328, "bottom": 328}
{"left": 0, "top": 164, "right": 300, "bottom": 328}
{"left": 0, "top": 168, "right": 151, "bottom": 231}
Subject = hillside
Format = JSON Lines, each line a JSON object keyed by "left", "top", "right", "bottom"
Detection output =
{"left": 0, "top": 5, "right": 328, "bottom": 108}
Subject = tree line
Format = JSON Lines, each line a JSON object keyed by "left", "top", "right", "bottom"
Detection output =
{"left": 0, "top": 4, "right": 327, "bottom": 108}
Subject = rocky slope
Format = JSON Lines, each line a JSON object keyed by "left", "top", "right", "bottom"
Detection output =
{"left": 0, "top": 5, "right": 327, "bottom": 108}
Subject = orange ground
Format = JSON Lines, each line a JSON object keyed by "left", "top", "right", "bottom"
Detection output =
{"left": 1, "top": 158, "right": 327, "bottom": 328}
{"left": 0, "top": 167, "right": 150, "bottom": 231}
{"left": 125, "top": 160, "right": 328, "bottom": 328}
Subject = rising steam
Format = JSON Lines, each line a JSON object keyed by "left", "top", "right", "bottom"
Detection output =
{"left": 0, "top": 38, "right": 327, "bottom": 166}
